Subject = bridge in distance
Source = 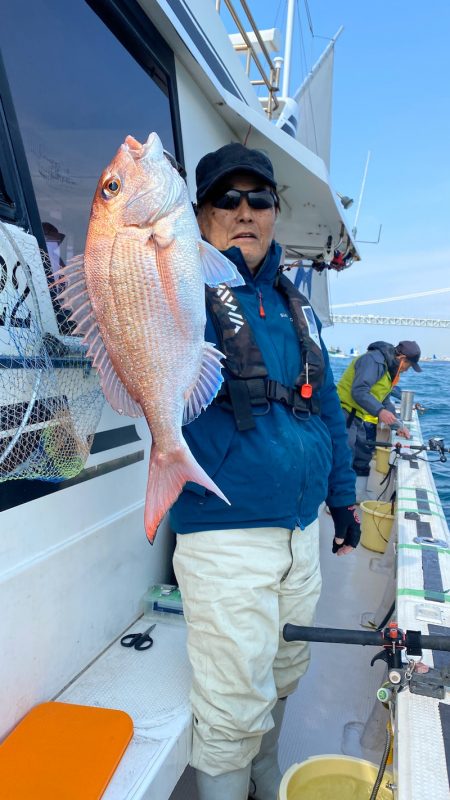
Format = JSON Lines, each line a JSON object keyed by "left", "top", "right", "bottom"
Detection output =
{"left": 331, "top": 315, "right": 450, "bottom": 328}
{"left": 329, "top": 286, "right": 450, "bottom": 327}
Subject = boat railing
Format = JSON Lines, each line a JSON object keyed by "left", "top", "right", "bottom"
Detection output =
{"left": 215, "top": 0, "right": 281, "bottom": 117}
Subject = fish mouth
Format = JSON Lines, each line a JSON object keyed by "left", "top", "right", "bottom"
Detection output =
{"left": 123, "top": 133, "right": 161, "bottom": 221}
{"left": 124, "top": 132, "right": 162, "bottom": 161}
{"left": 122, "top": 131, "right": 182, "bottom": 226}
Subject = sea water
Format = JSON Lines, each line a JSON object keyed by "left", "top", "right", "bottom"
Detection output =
{"left": 329, "top": 359, "right": 450, "bottom": 526}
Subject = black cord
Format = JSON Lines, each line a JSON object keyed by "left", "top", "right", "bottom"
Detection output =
{"left": 369, "top": 726, "right": 392, "bottom": 800}
{"left": 376, "top": 602, "right": 396, "bottom": 631}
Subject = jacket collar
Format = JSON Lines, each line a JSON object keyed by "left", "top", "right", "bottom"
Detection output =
{"left": 221, "top": 240, "right": 282, "bottom": 285}
{"left": 368, "top": 341, "right": 398, "bottom": 380}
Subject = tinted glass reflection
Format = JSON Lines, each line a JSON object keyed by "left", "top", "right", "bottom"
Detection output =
{"left": 0, "top": 0, "right": 175, "bottom": 268}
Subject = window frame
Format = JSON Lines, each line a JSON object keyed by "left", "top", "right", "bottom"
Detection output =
{"left": 0, "top": 51, "right": 33, "bottom": 230}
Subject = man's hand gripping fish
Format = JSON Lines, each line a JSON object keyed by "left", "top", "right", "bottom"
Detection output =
{"left": 55, "top": 132, "right": 243, "bottom": 542}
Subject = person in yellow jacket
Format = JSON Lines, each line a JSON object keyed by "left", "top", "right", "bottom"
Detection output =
{"left": 337, "top": 340, "right": 422, "bottom": 477}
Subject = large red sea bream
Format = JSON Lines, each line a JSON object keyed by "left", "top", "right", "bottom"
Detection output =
{"left": 56, "top": 132, "right": 243, "bottom": 542}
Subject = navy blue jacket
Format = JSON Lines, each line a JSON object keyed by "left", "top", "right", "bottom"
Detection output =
{"left": 170, "top": 242, "right": 356, "bottom": 534}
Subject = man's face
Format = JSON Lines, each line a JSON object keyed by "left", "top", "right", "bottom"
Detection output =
{"left": 197, "top": 173, "right": 278, "bottom": 274}
{"left": 397, "top": 356, "right": 413, "bottom": 373}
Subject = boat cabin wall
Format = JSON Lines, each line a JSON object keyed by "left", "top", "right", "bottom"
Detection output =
{"left": 175, "top": 59, "right": 241, "bottom": 199}
{"left": 0, "top": 401, "right": 174, "bottom": 738}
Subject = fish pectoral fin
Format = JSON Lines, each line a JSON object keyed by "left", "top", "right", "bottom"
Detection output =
{"left": 182, "top": 342, "right": 225, "bottom": 425}
{"left": 152, "top": 218, "right": 175, "bottom": 249}
{"left": 198, "top": 239, "right": 245, "bottom": 287}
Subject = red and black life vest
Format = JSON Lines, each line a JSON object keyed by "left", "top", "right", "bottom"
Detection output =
{"left": 205, "top": 273, "right": 325, "bottom": 431}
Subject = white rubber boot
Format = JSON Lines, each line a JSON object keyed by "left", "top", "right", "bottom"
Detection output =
{"left": 249, "top": 698, "right": 287, "bottom": 800}
{"left": 196, "top": 764, "right": 251, "bottom": 800}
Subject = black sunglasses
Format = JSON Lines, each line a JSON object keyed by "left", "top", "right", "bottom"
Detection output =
{"left": 211, "top": 188, "right": 277, "bottom": 211}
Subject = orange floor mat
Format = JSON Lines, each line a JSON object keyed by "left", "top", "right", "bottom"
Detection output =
{"left": 0, "top": 701, "right": 133, "bottom": 799}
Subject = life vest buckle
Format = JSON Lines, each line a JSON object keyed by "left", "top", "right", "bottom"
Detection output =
{"left": 293, "top": 407, "right": 311, "bottom": 420}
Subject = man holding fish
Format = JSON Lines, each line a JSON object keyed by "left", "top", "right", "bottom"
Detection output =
{"left": 60, "top": 134, "right": 359, "bottom": 800}
{"left": 169, "top": 143, "right": 360, "bottom": 800}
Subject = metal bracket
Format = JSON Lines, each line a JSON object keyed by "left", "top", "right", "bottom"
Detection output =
{"left": 409, "top": 666, "right": 450, "bottom": 699}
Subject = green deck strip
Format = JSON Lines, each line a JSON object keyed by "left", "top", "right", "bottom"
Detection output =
{"left": 398, "top": 588, "right": 450, "bottom": 602}
{"left": 397, "top": 505, "right": 446, "bottom": 520}
{"left": 397, "top": 487, "right": 440, "bottom": 497}
{"left": 397, "top": 495, "right": 442, "bottom": 508}
{"left": 397, "top": 543, "right": 450, "bottom": 555}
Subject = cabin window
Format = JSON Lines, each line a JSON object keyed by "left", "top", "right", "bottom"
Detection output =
{"left": 0, "top": 0, "right": 179, "bottom": 273}
{"left": 0, "top": 84, "right": 27, "bottom": 227}
{"left": 0, "top": 167, "right": 14, "bottom": 220}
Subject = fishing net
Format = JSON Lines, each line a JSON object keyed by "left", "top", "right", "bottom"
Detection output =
{"left": 0, "top": 220, "right": 104, "bottom": 483}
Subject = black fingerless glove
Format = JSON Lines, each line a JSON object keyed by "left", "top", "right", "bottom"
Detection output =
{"left": 329, "top": 505, "right": 361, "bottom": 553}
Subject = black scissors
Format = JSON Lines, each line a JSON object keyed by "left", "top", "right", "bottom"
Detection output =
{"left": 120, "top": 623, "right": 156, "bottom": 651}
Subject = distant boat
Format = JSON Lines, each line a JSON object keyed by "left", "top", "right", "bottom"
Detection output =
{"left": 329, "top": 346, "right": 348, "bottom": 358}
{"left": 349, "top": 347, "right": 360, "bottom": 356}
{"left": 421, "top": 355, "right": 450, "bottom": 362}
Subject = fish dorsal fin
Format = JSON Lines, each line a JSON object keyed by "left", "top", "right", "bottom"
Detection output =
{"left": 199, "top": 239, "right": 245, "bottom": 288}
{"left": 55, "top": 256, "right": 143, "bottom": 418}
{"left": 183, "top": 342, "right": 224, "bottom": 425}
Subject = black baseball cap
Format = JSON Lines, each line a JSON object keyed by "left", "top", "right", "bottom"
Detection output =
{"left": 196, "top": 142, "right": 277, "bottom": 205}
{"left": 397, "top": 340, "right": 422, "bottom": 371}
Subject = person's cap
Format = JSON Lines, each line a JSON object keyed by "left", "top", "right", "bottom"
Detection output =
{"left": 397, "top": 340, "right": 422, "bottom": 371}
{"left": 42, "top": 222, "right": 65, "bottom": 244}
{"left": 196, "top": 142, "right": 276, "bottom": 205}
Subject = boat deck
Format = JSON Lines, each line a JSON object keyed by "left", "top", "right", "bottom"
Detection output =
{"left": 50, "top": 414, "right": 450, "bottom": 799}
{"left": 52, "top": 501, "right": 389, "bottom": 800}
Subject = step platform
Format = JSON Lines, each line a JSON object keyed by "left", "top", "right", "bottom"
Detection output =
{"left": 0, "top": 702, "right": 133, "bottom": 799}
{"left": 0, "top": 618, "right": 192, "bottom": 800}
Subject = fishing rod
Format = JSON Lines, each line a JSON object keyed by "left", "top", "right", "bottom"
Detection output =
{"left": 370, "top": 437, "right": 450, "bottom": 463}
{"left": 284, "top": 622, "right": 450, "bottom": 659}
{"left": 283, "top": 622, "right": 450, "bottom": 701}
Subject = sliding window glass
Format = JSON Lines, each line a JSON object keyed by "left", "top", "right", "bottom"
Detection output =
{"left": 0, "top": 0, "right": 177, "bottom": 267}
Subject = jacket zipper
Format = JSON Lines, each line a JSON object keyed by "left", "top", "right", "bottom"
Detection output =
{"left": 258, "top": 289, "right": 266, "bottom": 318}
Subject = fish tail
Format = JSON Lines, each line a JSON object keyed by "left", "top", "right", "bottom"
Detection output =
{"left": 144, "top": 446, "right": 230, "bottom": 544}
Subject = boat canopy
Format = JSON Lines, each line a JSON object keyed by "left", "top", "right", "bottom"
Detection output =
{"left": 142, "top": 0, "right": 358, "bottom": 267}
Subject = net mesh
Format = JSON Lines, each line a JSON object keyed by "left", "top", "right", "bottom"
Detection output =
{"left": 0, "top": 221, "right": 104, "bottom": 482}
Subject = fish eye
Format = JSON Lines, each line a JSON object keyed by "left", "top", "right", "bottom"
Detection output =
{"left": 101, "top": 176, "right": 121, "bottom": 199}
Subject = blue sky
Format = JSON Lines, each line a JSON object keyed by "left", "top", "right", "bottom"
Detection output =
{"left": 222, "top": 1, "right": 450, "bottom": 357}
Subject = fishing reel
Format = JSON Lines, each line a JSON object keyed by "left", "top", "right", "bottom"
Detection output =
{"left": 428, "top": 437, "right": 447, "bottom": 462}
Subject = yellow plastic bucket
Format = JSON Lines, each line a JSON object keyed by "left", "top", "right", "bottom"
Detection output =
{"left": 360, "top": 500, "right": 394, "bottom": 553}
{"left": 375, "top": 446, "right": 391, "bottom": 474}
{"left": 278, "top": 755, "right": 393, "bottom": 799}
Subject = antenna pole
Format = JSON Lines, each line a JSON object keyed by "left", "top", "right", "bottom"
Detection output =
{"left": 282, "top": 0, "right": 296, "bottom": 97}
{"left": 352, "top": 150, "right": 371, "bottom": 238}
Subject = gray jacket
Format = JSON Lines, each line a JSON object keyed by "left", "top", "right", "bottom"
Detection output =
{"left": 351, "top": 342, "right": 398, "bottom": 421}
